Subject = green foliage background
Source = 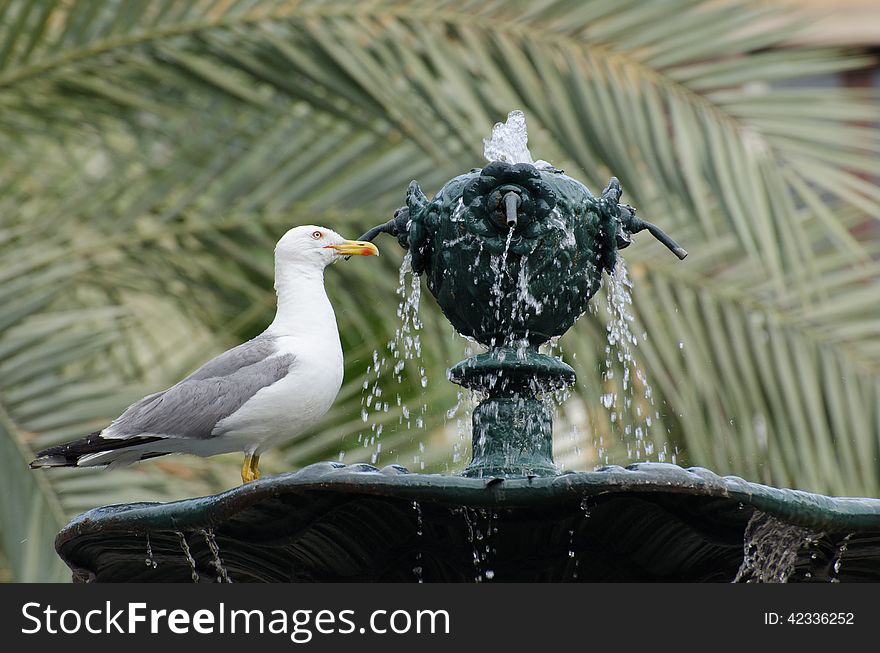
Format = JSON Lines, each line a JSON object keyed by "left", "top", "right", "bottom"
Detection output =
{"left": 1, "top": 0, "right": 879, "bottom": 581}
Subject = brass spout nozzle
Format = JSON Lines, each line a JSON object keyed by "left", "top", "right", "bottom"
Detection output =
{"left": 503, "top": 191, "right": 521, "bottom": 229}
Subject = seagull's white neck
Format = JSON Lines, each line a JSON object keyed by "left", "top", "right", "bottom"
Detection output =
{"left": 266, "top": 259, "right": 337, "bottom": 339}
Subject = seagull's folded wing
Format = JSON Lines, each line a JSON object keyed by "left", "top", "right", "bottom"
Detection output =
{"left": 103, "top": 337, "right": 295, "bottom": 441}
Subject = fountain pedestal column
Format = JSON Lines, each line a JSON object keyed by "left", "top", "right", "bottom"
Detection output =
{"left": 448, "top": 346, "right": 575, "bottom": 477}
{"left": 466, "top": 396, "right": 554, "bottom": 477}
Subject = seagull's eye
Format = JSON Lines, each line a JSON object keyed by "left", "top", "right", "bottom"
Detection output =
{"left": 311, "top": 230, "right": 323, "bottom": 240}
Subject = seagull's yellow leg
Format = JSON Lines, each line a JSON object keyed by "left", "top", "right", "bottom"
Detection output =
{"left": 241, "top": 453, "right": 261, "bottom": 483}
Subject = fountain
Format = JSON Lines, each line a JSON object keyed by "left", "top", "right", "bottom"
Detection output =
{"left": 54, "top": 112, "right": 880, "bottom": 582}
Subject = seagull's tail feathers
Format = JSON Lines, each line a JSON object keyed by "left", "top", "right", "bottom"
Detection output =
{"left": 30, "top": 431, "right": 167, "bottom": 469}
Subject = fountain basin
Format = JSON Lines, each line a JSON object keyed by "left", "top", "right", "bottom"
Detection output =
{"left": 56, "top": 462, "right": 880, "bottom": 582}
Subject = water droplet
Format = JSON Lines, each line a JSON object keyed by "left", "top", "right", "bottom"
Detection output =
{"left": 144, "top": 534, "right": 157, "bottom": 569}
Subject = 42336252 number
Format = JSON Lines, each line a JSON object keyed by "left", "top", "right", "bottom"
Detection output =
{"left": 764, "top": 613, "right": 854, "bottom": 625}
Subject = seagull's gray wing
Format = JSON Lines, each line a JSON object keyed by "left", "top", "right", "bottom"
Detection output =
{"left": 103, "top": 336, "right": 294, "bottom": 441}
{"left": 182, "top": 335, "right": 279, "bottom": 381}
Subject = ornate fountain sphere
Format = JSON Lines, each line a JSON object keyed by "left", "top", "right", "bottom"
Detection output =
{"left": 404, "top": 160, "right": 619, "bottom": 349}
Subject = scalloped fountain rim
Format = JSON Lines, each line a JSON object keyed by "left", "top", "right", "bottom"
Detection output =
{"left": 57, "top": 462, "right": 880, "bottom": 546}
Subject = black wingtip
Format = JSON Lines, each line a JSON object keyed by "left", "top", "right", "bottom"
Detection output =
{"left": 28, "top": 430, "right": 165, "bottom": 470}
{"left": 29, "top": 455, "right": 66, "bottom": 468}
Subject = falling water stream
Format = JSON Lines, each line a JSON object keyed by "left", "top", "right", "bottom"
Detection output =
{"left": 734, "top": 512, "right": 822, "bottom": 583}
{"left": 488, "top": 230, "right": 516, "bottom": 328}
{"left": 829, "top": 532, "right": 853, "bottom": 582}
{"left": 454, "top": 507, "right": 495, "bottom": 582}
{"left": 358, "top": 252, "right": 428, "bottom": 466}
{"left": 446, "top": 389, "right": 474, "bottom": 467}
{"left": 144, "top": 534, "right": 157, "bottom": 569}
{"left": 155, "top": 529, "right": 233, "bottom": 583}
{"left": 201, "top": 528, "right": 231, "bottom": 583}
{"left": 603, "top": 260, "right": 666, "bottom": 462}
{"left": 412, "top": 500, "right": 424, "bottom": 583}
{"left": 176, "top": 531, "right": 200, "bottom": 583}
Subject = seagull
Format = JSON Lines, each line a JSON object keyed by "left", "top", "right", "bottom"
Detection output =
{"left": 30, "top": 225, "right": 378, "bottom": 483}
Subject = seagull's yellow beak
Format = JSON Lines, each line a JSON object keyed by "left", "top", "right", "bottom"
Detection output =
{"left": 326, "top": 240, "right": 379, "bottom": 257}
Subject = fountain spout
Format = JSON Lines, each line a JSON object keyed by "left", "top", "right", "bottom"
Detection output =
{"left": 601, "top": 177, "right": 688, "bottom": 260}
{"left": 502, "top": 191, "right": 521, "bottom": 229}
{"left": 357, "top": 206, "right": 411, "bottom": 247}
{"left": 617, "top": 204, "right": 688, "bottom": 260}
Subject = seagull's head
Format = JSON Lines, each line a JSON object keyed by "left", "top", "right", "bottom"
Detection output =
{"left": 276, "top": 225, "right": 379, "bottom": 269}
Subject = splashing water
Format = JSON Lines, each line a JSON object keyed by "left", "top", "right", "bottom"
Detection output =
{"left": 357, "top": 252, "right": 429, "bottom": 464}
{"left": 483, "top": 109, "right": 553, "bottom": 169}
{"left": 484, "top": 223, "right": 545, "bottom": 353}
{"left": 447, "top": 388, "right": 478, "bottom": 467}
{"left": 176, "top": 531, "right": 200, "bottom": 583}
{"left": 602, "top": 260, "right": 665, "bottom": 462}
{"left": 734, "top": 512, "right": 821, "bottom": 583}
{"left": 515, "top": 258, "right": 544, "bottom": 322}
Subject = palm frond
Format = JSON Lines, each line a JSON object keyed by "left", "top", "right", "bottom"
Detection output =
{"left": 1, "top": 0, "right": 879, "bottom": 579}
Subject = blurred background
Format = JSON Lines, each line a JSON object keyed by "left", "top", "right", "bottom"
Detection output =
{"left": 1, "top": 0, "right": 879, "bottom": 581}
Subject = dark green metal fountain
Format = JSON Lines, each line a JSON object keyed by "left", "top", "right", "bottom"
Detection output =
{"left": 364, "top": 155, "right": 685, "bottom": 479}
{"left": 55, "top": 113, "right": 880, "bottom": 582}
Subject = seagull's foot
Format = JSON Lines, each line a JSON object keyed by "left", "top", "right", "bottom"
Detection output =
{"left": 241, "top": 453, "right": 261, "bottom": 484}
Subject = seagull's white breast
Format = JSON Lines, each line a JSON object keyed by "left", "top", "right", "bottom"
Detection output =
{"left": 211, "top": 333, "right": 344, "bottom": 454}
